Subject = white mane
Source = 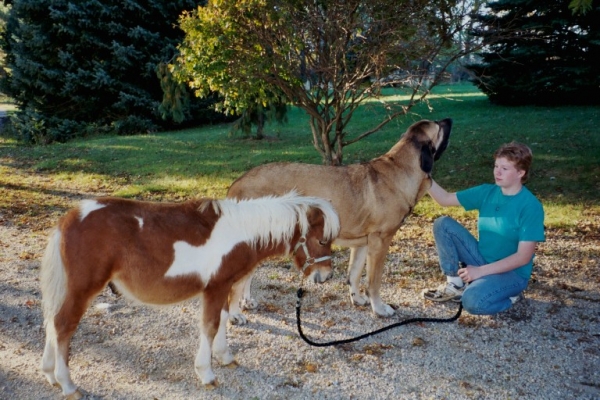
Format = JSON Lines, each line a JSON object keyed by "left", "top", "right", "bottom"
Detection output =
{"left": 212, "top": 191, "right": 340, "bottom": 248}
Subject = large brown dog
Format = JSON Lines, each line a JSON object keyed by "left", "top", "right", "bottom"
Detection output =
{"left": 227, "top": 118, "right": 452, "bottom": 319}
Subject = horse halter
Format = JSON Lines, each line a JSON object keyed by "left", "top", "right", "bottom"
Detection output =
{"left": 293, "top": 236, "right": 331, "bottom": 272}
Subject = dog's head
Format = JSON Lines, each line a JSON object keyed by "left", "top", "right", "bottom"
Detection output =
{"left": 407, "top": 118, "right": 452, "bottom": 174}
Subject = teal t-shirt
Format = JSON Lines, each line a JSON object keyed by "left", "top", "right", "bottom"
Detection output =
{"left": 457, "top": 184, "right": 545, "bottom": 279}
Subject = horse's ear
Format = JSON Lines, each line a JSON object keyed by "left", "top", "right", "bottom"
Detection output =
{"left": 420, "top": 142, "right": 435, "bottom": 173}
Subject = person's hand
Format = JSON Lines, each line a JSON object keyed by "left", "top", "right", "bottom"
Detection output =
{"left": 458, "top": 265, "right": 484, "bottom": 283}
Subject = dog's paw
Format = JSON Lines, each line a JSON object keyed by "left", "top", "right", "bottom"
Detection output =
{"left": 373, "top": 303, "right": 396, "bottom": 318}
{"left": 228, "top": 312, "right": 248, "bottom": 325}
{"left": 350, "top": 292, "right": 369, "bottom": 307}
{"left": 241, "top": 298, "right": 258, "bottom": 310}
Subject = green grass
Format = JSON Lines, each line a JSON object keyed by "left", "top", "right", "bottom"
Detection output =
{"left": 1, "top": 83, "right": 598, "bottom": 230}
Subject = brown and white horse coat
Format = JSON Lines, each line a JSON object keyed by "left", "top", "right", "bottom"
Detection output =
{"left": 40, "top": 192, "right": 339, "bottom": 397}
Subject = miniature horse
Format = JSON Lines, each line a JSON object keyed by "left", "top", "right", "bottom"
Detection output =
{"left": 40, "top": 192, "right": 339, "bottom": 398}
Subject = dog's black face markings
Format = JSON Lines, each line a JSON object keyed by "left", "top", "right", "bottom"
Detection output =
{"left": 408, "top": 121, "right": 435, "bottom": 174}
{"left": 420, "top": 141, "right": 435, "bottom": 173}
{"left": 433, "top": 118, "right": 452, "bottom": 161}
{"left": 414, "top": 118, "right": 452, "bottom": 173}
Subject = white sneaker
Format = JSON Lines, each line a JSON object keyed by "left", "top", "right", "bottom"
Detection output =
{"left": 423, "top": 282, "right": 465, "bottom": 303}
{"left": 510, "top": 294, "right": 524, "bottom": 305}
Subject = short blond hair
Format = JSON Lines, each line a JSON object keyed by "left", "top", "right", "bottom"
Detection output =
{"left": 494, "top": 142, "right": 533, "bottom": 183}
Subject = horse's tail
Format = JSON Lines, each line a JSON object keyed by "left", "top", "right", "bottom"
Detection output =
{"left": 40, "top": 228, "right": 68, "bottom": 331}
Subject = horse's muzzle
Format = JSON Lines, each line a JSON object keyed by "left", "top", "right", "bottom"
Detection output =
{"left": 310, "top": 269, "right": 333, "bottom": 284}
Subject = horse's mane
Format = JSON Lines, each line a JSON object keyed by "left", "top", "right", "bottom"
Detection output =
{"left": 203, "top": 191, "right": 339, "bottom": 248}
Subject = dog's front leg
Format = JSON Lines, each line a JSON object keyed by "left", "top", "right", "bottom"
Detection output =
{"left": 366, "top": 233, "right": 395, "bottom": 317}
{"left": 347, "top": 246, "right": 369, "bottom": 306}
{"left": 241, "top": 273, "right": 258, "bottom": 310}
{"left": 229, "top": 275, "right": 253, "bottom": 325}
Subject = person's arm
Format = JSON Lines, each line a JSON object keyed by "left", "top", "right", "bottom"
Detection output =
{"left": 458, "top": 241, "right": 537, "bottom": 282}
{"left": 428, "top": 179, "right": 460, "bottom": 207}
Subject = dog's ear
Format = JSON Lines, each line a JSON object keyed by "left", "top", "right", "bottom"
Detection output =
{"left": 420, "top": 142, "right": 435, "bottom": 173}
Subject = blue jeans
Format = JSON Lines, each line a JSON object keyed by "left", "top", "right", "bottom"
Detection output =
{"left": 433, "top": 216, "right": 529, "bottom": 315}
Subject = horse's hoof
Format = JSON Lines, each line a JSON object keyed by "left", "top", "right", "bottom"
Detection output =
{"left": 204, "top": 380, "right": 219, "bottom": 390}
{"left": 225, "top": 360, "right": 239, "bottom": 369}
{"left": 65, "top": 389, "right": 83, "bottom": 400}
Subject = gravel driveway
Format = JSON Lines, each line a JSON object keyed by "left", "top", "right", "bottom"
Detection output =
{"left": 1, "top": 205, "right": 599, "bottom": 400}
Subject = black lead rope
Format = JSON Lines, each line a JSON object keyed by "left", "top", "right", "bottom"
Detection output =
{"left": 295, "top": 288, "right": 463, "bottom": 347}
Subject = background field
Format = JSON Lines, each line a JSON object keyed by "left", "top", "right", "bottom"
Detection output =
{"left": 1, "top": 83, "right": 599, "bottom": 229}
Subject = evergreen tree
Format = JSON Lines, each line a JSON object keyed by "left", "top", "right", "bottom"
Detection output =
{"left": 0, "top": 0, "right": 226, "bottom": 143}
{"left": 467, "top": 0, "right": 600, "bottom": 106}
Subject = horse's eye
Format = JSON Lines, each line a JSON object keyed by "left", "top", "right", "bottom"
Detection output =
{"left": 319, "top": 240, "right": 328, "bottom": 246}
